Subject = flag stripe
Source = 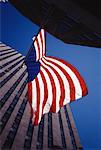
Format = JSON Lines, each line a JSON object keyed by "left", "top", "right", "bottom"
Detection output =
{"left": 39, "top": 31, "right": 44, "bottom": 57}
{"left": 34, "top": 78, "right": 40, "bottom": 125}
{"left": 36, "top": 37, "right": 40, "bottom": 60}
{"left": 41, "top": 29, "right": 45, "bottom": 56}
{"left": 28, "top": 82, "right": 33, "bottom": 114}
{"left": 32, "top": 79, "right": 37, "bottom": 118}
{"left": 39, "top": 70, "right": 48, "bottom": 115}
{"left": 37, "top": 34, "right": 43, "bottom": 59}
{"left": 37, "top": 73, "right": 44, "bottom": 123}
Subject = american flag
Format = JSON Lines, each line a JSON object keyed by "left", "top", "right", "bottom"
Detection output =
{"left": 25, "top": 29, "right": 88, "bottom": 125}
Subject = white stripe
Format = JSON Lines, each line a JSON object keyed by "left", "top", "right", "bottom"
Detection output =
{"left": 36, "top": 72, "right": 44, "bottom": 123}
{"left": 32, "top": 80, "right": 37, "bottom": 114}
{"left": 37, "top": 34, "right": 43, "bottom": 59}
{"left": 41, "top": 29, "right": 45, "bottom": 56}
{"left": 40, "top": 59, "right": 61, "bottom": 112}
{"left": 34, "top": 41, "right": 39, "bottom": 61}
{"left": 40, "top": 66, "right": 53, "bottom": 114}
{"left": 45, "top": 56, "right": 82, "bottom": 99}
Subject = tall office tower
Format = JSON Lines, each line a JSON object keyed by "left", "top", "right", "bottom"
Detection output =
{"left": 0, "top": 42, "right": 82, "bottom": 150}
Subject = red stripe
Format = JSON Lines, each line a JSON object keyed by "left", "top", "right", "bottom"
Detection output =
{"left": 34, "top": 78, "right": 40, "bottom": 125}
{"left": 44, "top": 57, "right": 76, "bottom": 102}
{"left": 41, "top": 64, "right": 56, "bottom": 112}
{"left": 36, "top": 37, "right": 40, "bottom": 60}
{"left": 28, "top": 82, "right": 33, "bottom": 115}
{"left": 40, "top": 70, "right": 48, "bottom": 114}
{"left": 48, "top": 56, "right": 88, "bottom": 97}
{"left": 42, "top": 59, "right": 65, "bottom": 108}
{"left": 40, "top": 31, "right": 44, "bottom": 56}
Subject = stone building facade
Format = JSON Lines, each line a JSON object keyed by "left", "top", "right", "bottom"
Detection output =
{"left": 0, "top": 42, "right": 82, "bottom": 150}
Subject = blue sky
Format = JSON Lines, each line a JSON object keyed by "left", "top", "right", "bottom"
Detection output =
{"left": 1, "top": 2, "right": 101, "bottom": 149}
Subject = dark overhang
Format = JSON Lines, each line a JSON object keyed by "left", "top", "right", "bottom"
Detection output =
{"left": 10, "top": 0, "right": 101, "bottom": 48}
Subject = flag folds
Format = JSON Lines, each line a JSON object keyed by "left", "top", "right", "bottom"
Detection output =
{"left": 25, "top": 29, "right": 88, "bottom": 125}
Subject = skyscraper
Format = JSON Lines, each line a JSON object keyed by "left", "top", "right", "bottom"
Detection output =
{"left": 0, "top": 42, "right": 82, "bottom": 150}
